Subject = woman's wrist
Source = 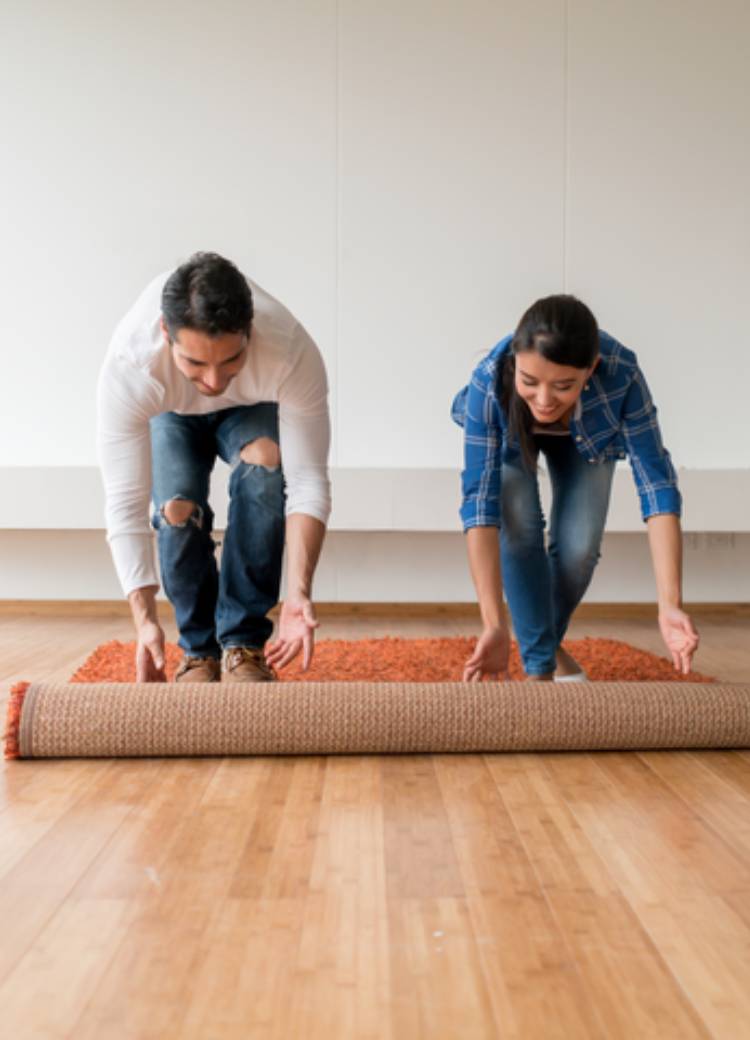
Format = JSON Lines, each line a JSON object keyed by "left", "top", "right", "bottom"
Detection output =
{"left": 657, "top": 582, "right": 683, "bottom": 613}
{"left": 480, "top": 609, "right": 508, "bottom": 633}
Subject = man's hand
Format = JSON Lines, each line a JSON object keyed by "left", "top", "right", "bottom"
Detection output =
{"left": 128, "top": 586, "right": 166, "bottom": 682}
{"left": 135, "top": 620, "right": 167, "bottom": 682}
{"left": 463, "top": 624, "right": 511, "bottom": 682}
{"left": 658, "top": 606, "right": 699, "bottom": 675}
{"left": 265, "top": 595, "right": 319, "bottom": 672}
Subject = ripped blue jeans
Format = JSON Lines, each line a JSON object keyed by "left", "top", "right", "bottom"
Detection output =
{"left": 150, "top": 404, "right": 285, "bottom": 659}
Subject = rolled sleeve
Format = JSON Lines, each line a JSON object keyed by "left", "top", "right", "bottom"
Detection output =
{"left": 457, "top": 366, "right": 503, "bottom": 531}
{"left": 96, "top": 357, "right": 162, "bottom": 595}
{"left": 621, "top": 367, "right": 682, "bottom": 521}
{"left": 278, "top": 324, "right": 332, "bottom": 525}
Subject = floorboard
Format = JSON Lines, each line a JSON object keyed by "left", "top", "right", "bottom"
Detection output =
{"left": 0, "top": 607, "right": 748, "bottom": 1038}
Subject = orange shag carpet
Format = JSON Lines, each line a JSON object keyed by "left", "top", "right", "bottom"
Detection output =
{"left": 69, "top": 637, "right": 715, "bottom": 684}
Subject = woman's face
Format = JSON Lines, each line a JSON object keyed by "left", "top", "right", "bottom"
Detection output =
{"left": 514, "top": 349, "right": 596, "bottom": 424}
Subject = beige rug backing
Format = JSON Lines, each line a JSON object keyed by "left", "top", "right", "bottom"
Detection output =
{"left": 13, "top": 680, "right": 750, "bottom": 758}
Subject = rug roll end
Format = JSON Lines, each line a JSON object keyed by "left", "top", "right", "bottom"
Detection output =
{"left": 4, "top": 682, "right": 30, "bottom": 760}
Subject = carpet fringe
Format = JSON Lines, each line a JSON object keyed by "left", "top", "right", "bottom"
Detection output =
{"left": 4, "top": 682, "right": 29, "bottom": 760}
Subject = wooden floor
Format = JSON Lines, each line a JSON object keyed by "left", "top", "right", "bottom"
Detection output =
{"left": 1, "top": 608, "right": 749, "bottom": 1039}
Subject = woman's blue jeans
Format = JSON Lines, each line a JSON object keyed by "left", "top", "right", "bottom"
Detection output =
{"left": 150, "top": 404, "right": 285, "bottom": 660}
{"left": 500, "top": 435, "right": 615, "bottom": 675}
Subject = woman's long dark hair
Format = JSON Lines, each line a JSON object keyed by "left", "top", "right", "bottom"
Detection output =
{"left": 500, "top": 294, "right": 599, "bottom": 471}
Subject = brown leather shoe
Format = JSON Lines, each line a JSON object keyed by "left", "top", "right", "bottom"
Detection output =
{"left": 174, "top": 655, "right": 221, "bottom": 683}
{"left": 222, "top": 646, "right": 276, "bottom": 683}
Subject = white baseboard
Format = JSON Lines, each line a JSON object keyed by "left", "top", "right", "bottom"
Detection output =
{"left": 1, "top": 465, "right": 749, "bottom": 532}
{"left": 2, "top": 465, "right": 747, "bottom": 603}
{"left": 0, "top": 530, "right": 748, "bottom": 603}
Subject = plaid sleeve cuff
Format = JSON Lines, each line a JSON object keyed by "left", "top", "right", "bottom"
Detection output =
{"left": 639, "top": 484, "right": 682, "bottom": 521}
{"left": 460, "top": 461, "right": 502, "bottom": 530}
{"left": 460, "top": 500, "right": 502, "bottom": 531}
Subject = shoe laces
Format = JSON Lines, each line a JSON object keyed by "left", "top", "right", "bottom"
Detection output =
{"left": 224, "top": 646, "right": 274, "bottom": 677}
{"left": 183, "top": 655, "right": 216, "bottom": 670}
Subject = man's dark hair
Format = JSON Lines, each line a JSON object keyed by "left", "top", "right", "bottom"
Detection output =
{"left": 161, "top": 252, "right": 253, "bottom": 339}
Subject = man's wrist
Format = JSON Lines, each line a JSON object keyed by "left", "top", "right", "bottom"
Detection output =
{"left": 286, "top": 585, "right": 312, "bottom": 602}
{"left": 128, "top": 586, "right": 159, "bottom": 627}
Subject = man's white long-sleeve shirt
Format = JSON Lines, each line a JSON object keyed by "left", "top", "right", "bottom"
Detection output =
{"left": 97, "top": 271, "right": 331, "bottom": 597}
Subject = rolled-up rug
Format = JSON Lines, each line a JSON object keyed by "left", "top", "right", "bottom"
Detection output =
{"left": 6, "top": 679, "right": 750, "bottom": 759}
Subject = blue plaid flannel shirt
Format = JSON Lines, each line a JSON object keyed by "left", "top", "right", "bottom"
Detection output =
{"left": 452, "top": 331, "right": 682, "bottom": 530}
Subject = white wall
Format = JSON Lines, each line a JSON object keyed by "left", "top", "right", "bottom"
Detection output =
{"left": 565, "top": 0, "right": 750, "bottom": 467}
{"left": 1, "top": 0, "right": 748, "bottom": 474}
{"left": 0, "top": 0, "right": 338, "bottom": 462}
{"left": 1, "top": 2, "right": 748, "bottom": 602}
{"left": 336, "top": 0, "right": 565, "bottom": 467}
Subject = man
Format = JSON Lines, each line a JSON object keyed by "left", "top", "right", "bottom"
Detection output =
{"left": 97, "top": 252, "right": 331, "bottom": 682}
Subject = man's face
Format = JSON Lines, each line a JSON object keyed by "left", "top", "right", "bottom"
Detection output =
{"left": 163, "top": 320, "right": 248, "bottom": 396}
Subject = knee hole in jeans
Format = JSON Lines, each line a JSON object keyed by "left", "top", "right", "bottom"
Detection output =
{"left": 239, "top": 436, "right": 280, "bottom": 469}
{"left": 162, "top": 498, "right": 203, "bottom": 528}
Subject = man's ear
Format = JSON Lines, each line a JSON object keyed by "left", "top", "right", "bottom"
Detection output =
{"left": 589, "top": 354, "right": 601, "bottom": 377}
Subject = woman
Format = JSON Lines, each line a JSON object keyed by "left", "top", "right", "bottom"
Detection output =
{"left": 452, "top": 294, "right": 699, "bottom": 682}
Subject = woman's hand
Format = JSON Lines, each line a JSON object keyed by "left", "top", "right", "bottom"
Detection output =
{"left": 266, "top": 595, "right": 320, "bottom": 672}
{"left": 463, "top": 624, "right": 511, "bottom": 682}
{"left": 658, "top": 606, "right": 699, "bottom": 675}
{"left": 135, "top": 620, "right": 167, "bottom": 682}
